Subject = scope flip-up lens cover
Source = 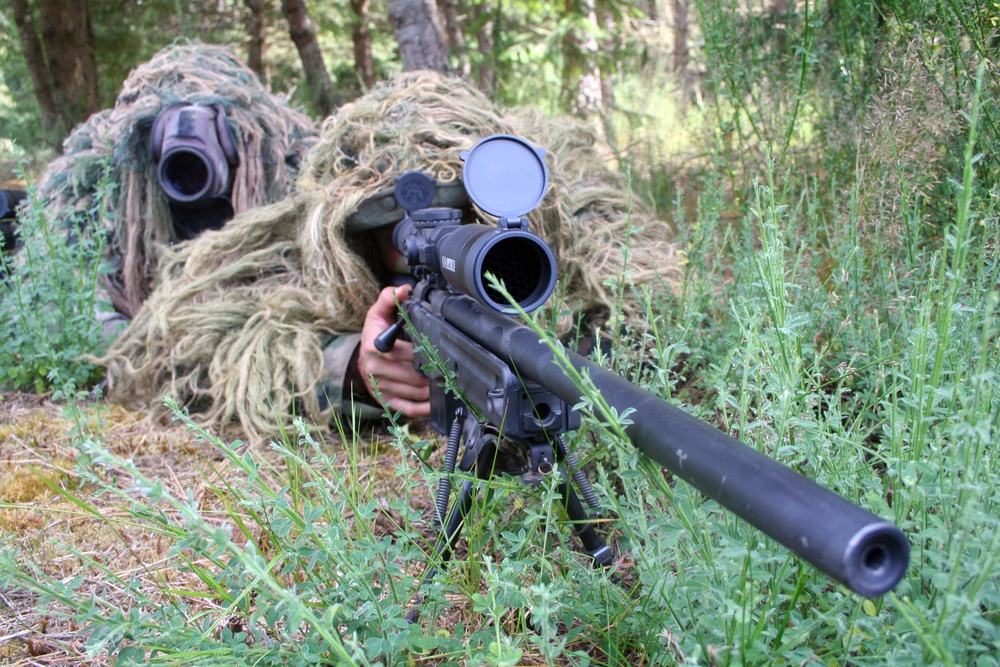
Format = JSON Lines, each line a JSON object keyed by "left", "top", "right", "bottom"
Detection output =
{"left": 460, "top": 135, "right": 548, "bottom": 220}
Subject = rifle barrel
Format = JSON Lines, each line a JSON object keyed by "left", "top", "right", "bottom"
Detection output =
{"left": 434, "top": 291, "right": 909, "bottom": 597}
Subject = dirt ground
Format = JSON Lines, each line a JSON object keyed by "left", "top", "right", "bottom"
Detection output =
{"left": 0, "top": 393, "right": 216, "bottom": 664}
{"left": 0, "top": 393, "right": 431, "bottom": 666}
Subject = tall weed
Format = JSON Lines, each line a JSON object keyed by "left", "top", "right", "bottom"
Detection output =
{"left": 0, "top": 162, "right": 113, "bottom": 394}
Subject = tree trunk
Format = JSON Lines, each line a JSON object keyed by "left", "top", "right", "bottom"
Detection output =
{"left": 472, "top": 2, "right": 495, "bottom": 96}
{"left": 281, "top": 0, "right": 337, "bottom": 116}
{"left": 12, "top": 0, "right": 100, "bottom": 138}
{"left": 82, "top": 0, "right": 99, "bottom": 114}
{"left": 562, "top": 0, "right": 602, "bottom": 117}
{"left": 671, "top": 0, "right": 689, "bottom": 75}
{"left": 671, "top": 0, "right": 691, "bottom": 110}
{"left": 351, "top": 0, "right": 375, "bottom": 88}
{"left": 243, "top": 0, "right": 270, "bottom": 84}
{"left": 387, "top": 0, "right": 449, "bottom": 72}
{"left": 436, "top": 0, "right": 468, "bottom": 75}
{"left": 768, "top": 0, "right": 790, "bottom": 53}
{"left": 39, "top": 0, "right": 99, "bottom": 125}
{"left": 10, "top": 0, "right": 61, "bottom": 135}
{"left": 596, "top": 0, "right": 616, "bottom": 143}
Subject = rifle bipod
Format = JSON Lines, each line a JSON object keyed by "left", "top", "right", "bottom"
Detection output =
{"left": 406, "top": 408, "right": 613, "bottom": 624}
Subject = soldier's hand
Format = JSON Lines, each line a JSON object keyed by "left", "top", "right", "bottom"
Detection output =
{"left": 357, "top": 285, "right": 430, "bottom": 418}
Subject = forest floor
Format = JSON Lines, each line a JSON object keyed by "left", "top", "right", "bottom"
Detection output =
{"left": 0, "top": 393, "right": 212, "bottom": 665}
{"left": 0, "top": 393, "right": 427, "bottom": 666}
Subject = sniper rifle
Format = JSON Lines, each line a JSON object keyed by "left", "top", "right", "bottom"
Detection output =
{"left": 374, "top": 135, "right": 909, "bottom": 616}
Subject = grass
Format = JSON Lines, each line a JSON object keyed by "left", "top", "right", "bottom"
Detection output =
{"left": 0, "top": 4, "right": 998, "bottom": 665}
{"left": 0, "top": 159, "right": 114, "bottom": 395}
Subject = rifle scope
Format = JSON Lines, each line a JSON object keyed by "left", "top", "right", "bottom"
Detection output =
{"left": 391, "top": 136, "right": 557, "bottom": 314}
{"left": 151, "top": 103, "right": 238, "bottom": 205}
{"left": 393, "top": 213, "right": 556, "bottom": 313}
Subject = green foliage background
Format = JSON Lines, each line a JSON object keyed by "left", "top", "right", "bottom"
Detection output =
{"left": 0, "top": 170, "right": 111, "bottom": 394}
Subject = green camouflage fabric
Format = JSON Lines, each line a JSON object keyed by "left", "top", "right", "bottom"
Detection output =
{"left": 317, "top": 332, "right": 385, "bottom": 422}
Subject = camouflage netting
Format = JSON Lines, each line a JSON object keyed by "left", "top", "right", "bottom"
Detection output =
{"left": 101, "top": 70, "right": 683, "bottom": 440}
{"left": 35, "top": 42, "right": 318, "bottom": 317}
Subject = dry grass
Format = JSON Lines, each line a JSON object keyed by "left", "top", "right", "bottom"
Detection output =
{"left": 0, "top": 394, "right": 208, "bottom": 664}
{"left": 0, "top": 394, "right": 433, "bottom": 665}
{"left": 0, "top": 392, "right": 633, "bottom": 664}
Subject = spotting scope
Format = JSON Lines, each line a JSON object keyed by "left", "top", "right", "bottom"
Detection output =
{"left": 150, "top": 103, "right": 239, "bottom": 239}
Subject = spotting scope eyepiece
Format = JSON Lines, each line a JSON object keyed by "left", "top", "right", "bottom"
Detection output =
{"left": 0, "top": 189, "right": 26, "bottom": 221}
{"left": 151, "top": 103, "right": 239, "bottom": 204}
{"left": 1, "top": 189, "right": 26, "bottom": 253}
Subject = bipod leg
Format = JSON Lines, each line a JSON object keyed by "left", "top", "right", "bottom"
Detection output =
{"left": 557, "top": 475, "right": 614, "bottom": 570}
{"left": 550, "top": 435, "right": 613, "bottom": 570}
{"left": 422, "top": 479, "right": 475, "bottom": 586}
{"left": 408, "top": 479, "right": 478, "bottom": 624}
{"left": 407, "top": 417, "right": 497, "bottom": 623}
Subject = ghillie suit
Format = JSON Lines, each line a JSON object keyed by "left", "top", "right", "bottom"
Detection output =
{"left": 34, "top": 43, "right": 318, "bottom": 318}
{"left": 101, "top": 71, "right": 683, "bottom": 440}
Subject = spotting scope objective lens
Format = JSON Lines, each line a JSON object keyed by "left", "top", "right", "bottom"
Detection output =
{"left": 150, "top": 103, "right": 239, "bottom": 205}
{"left": 159, "top": 149, "right": 214, "bottom": 201}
